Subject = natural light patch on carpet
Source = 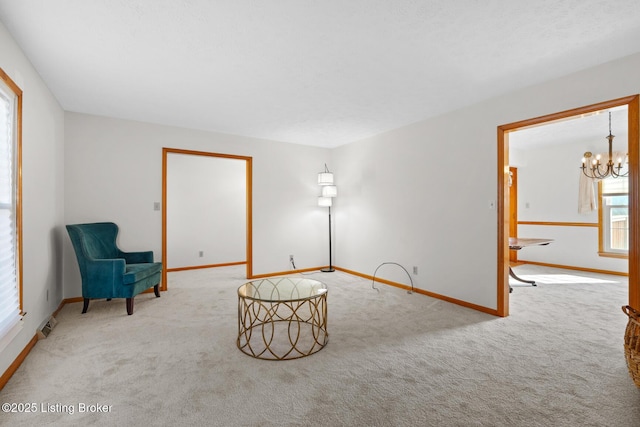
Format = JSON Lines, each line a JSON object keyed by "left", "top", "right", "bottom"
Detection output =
{"left": 509, "top": 274, "right": 618, "bottom": 285}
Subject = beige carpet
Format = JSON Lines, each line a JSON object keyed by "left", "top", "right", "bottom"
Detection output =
{"left": 1, "top": 264, "right": 639, "bottom": 426}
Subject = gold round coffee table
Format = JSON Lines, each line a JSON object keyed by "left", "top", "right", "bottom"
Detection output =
{"left": 237, "top": 277, "right": 328, "bottom": 360}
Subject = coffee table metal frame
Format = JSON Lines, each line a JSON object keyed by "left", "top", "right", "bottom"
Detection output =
{"left": 237, "top": 277, "right": 328, "bottom": 360}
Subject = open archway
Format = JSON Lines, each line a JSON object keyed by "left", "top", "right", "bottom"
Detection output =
{"left": 497, "top": 95, "right": 639, "bottom": 316}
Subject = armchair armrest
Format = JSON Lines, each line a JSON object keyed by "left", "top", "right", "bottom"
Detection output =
{"left": 85, "top": 258, "right": 127, "bottom": 295}
{"left": 118, "top": 250, "right": 154, "bottom": 264}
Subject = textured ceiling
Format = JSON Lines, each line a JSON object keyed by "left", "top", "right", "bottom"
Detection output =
{"left": 1, "top": 1, "right": 640, "bottom": 148}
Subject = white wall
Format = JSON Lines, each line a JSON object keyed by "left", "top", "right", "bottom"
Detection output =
{"left": 333, "top": 52, "right": 640, "bottom": 310}
{"left": 63, "top": 113, "right": 331, "bottom": 297}
{"left": 509, "top": 147, "right": 528, "bottom": 168}
{"left": 0, "top": 22, "right": 65, "bottom": 377}
{"left": 515, "top": 140, "right": 627, "bottom": 273}
{"left": 167, "top": 153, "right": 246, "bottom": 269}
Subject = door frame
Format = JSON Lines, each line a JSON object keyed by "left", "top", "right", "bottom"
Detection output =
{"left": 509, "top": 167, "right": 518, "bottom": 264}
{"left": 161, "top": 148, "right": 253, "bottom": 290}
{"left": 497, "top": 95, "right": 639, "bottom": 317}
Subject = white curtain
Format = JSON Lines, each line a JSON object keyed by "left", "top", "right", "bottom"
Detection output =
{"left": 578, "top": 171, "right": 598, "bottom": 214}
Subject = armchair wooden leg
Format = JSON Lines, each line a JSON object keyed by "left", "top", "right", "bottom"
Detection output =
{"left": 154, "top": 284, "right": 160, "bottom": 298}
{"left": 126, "top": 298, "right": 134, "bottom": 315}
{"left": 82, "top": 298, "right": 90, "bottom": 314}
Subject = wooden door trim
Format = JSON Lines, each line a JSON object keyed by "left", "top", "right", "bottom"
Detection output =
{"left": 509, "top": 167, "right": 518, "bottom": 263}
{"left": 497, "top": 95, "right": 639, "bottom": 317}
{"left": 161, "top": 148, "right": 253, "bottom": 291}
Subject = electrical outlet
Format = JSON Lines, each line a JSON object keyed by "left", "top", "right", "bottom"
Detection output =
{"left": 413, "top": 266, "right": 418, "bottom": 275}
{"left": 199, "top": 251, "right": 204, "bottom": 257}
{"left": 153, "top": 202, "right": 161, "bottom": 211}
{"left": 289, "top": 255, "right": 294, "bottom": 262}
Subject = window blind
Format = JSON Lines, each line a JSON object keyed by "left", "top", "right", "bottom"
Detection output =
{"left": 602, "top": 176, "right": 628, "bottom": 195}
{"left": 0, "top": 76, "right": 21, "bottom": 345}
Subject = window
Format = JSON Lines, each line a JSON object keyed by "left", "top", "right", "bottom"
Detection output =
{"left": 0, "top": 67, "right": 22, "bottom": 350}
{"left": 599, "top": 176, "right": 629, "bottom": 257}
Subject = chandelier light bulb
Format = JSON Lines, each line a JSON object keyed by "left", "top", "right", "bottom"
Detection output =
{"left": 579, "top": 111, "right": 628, "bottom": 179}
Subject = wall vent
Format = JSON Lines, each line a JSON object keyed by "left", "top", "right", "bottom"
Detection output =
{"left": 37, "top": 316, "right": 58, "bottom": 339}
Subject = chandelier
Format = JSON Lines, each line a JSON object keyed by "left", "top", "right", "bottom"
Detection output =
{"left": 581, "top": 111, "right": 628, "bottom": 179}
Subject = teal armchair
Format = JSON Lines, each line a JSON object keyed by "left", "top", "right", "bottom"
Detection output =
{"left": 66, "top": 222, "right": 162, "bottom": 315}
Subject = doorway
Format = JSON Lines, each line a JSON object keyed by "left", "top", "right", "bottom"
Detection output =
{"left": 161, "top": 148, "right": 253, "bottom": 290}
{"left": 497, "top": 95, "right": 639, "bottom": 317}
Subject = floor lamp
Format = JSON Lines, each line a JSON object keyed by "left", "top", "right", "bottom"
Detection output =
{"left": 318, "top": 164, "right": 337, "bottom": 272}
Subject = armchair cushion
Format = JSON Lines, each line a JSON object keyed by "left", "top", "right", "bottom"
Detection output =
{"left": 124, "top": 263, "right": 163, "bottom": 285}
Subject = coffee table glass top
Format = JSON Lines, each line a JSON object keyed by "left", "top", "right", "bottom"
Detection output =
{"left": 238, "top": 277, "right": 327, "bottom": 302}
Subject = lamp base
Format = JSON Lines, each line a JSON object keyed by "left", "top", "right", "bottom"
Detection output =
{"left": 321, "top": 267, "right": 335, "bottom": 273}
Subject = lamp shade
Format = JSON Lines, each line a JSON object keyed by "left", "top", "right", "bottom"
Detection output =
{"left": 318, "top": 196, "right": 332, "bottom": 207}
{"left": 318, "top": 172, "right": 334, "bottom": 185}
{"left": 321, "top": 185, "right": 337, "bottom": 197}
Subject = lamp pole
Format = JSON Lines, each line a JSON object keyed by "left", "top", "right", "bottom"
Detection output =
{"left": 321, "top": 206, "right": 334, "bottom": 272}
